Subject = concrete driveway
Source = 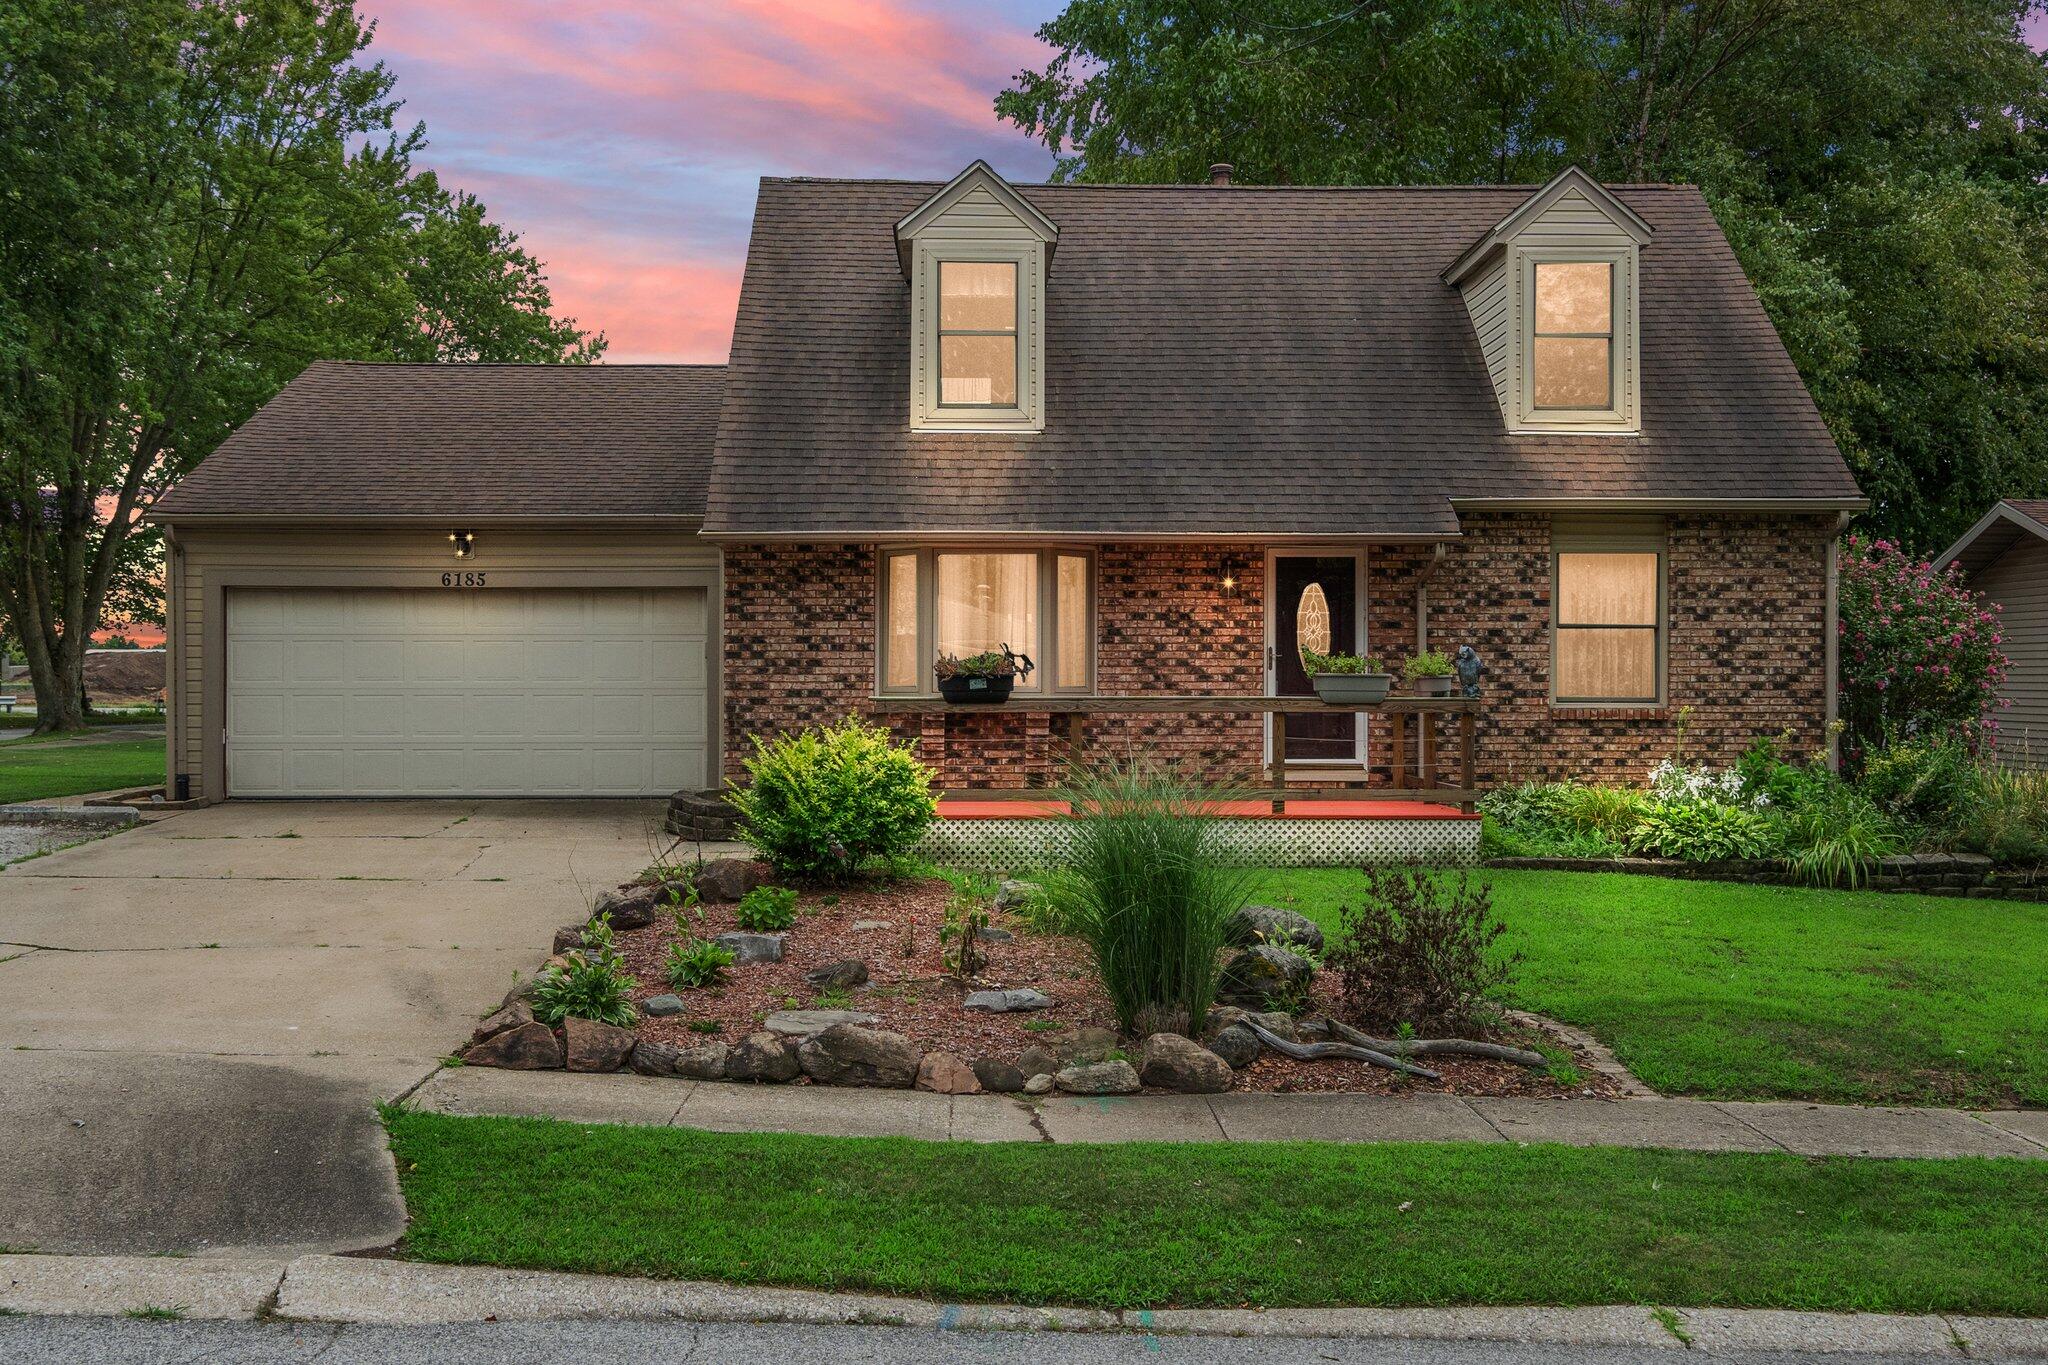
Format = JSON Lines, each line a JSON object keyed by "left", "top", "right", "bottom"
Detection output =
{"left": 0, "top": 799, "right": 680, "bottom": 1256}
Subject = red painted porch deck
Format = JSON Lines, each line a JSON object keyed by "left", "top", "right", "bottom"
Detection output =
{"left": 938, "top": 799, "right": 1479, "bottom": 822}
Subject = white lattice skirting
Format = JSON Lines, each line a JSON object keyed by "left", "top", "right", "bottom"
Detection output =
{"left": 915, "top": 816, "right": 1481, "bottom": 875}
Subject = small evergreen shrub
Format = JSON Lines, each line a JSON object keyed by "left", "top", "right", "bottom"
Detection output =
{"left": 1328, "top": 865, "right": 1519, "bottom": 1036}
{"left": 729, "top": 717, "right": 938, "bottom": 882}
{"left": 733, "top": 885, "right": 799, "bottom": 931}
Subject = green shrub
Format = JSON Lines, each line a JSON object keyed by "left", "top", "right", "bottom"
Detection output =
{"left": 1478, "top": 782, "right": 1634, "bottom": 858}
{"left": 730, "top": 717, "right": 938, "bottom": 882}
{"left": 665, "top": 937, "right": 736, "bottom": 990}
{"left": 533, "top": 915, "right": 639, "bottom": 1027}
{"left": 1858, "top": 735, "right": 1981, "bottom": 828}
{"left": 1961, "top": 764, "right": 2048, "bottom": 864}
{"left": 1736, "top": 733, "right": 1835, "bottom": 811}
{"left": 1626, "top": 801, "right": 1781, "bottom": 861}
{"left": 733, "top": 885, "right": 799, "bottom": 932}
{"left": 1838, "top": 535, "right": 2006, "bottom": 763}
{"left": 1556, "top": 784, "right": 1648, "bottom": 839}
{"left": 1781, "top": 787, "right": 1900, "bottom": 887}
{"left": 1056, "top": 757, "right": 1255, "bottom": 1037}
{"left": 1326, "top": 865, "right": 1519, "bottom": 1035}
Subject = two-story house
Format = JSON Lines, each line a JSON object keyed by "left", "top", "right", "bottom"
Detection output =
{"left": 149, "top": 164, "right": 1864, "bottom": 807}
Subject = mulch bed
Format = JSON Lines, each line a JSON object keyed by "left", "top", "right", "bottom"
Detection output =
{"left": 608, "top": 875, "right": 1619, "bottom": 1098}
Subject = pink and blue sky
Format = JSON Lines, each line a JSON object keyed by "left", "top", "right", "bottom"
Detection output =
{"left": 366, "top": 2, "right": 2048, "bottom": 364}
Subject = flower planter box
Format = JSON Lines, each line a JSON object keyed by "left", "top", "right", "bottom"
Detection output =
{"left": 1309, "top": 672, "right": 1393, "bottom": 705}
{"left": 938, "top": 675, "right": 1016, "bottom": 704}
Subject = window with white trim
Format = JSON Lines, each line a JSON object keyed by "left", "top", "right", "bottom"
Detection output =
{"left": 1551, "top": 529, "right": 1665, "bottom": 705}
{"left": 878, "top": 549, "right": 1093, "bottom": 695}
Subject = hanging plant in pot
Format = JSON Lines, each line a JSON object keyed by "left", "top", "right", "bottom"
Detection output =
{"left": 1404, "top": 649, "right": 1456, "bottom": 697}
{"left": 935, "top": 646, "right": 1034, "bottom": 704}
{"left": 1300, "top": 647, "right": 1393, "bottom": 704}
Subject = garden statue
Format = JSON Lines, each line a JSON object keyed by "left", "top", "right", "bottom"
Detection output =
{"left": 1455, "top": 645, "right": 1482, "bottom": 699}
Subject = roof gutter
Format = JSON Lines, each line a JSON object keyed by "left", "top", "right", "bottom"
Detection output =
{"left": 695, "top": 529, "right": 1461, "bottom": 546}
{"left": 145, "top": 512, "right": 707, "bottom": 532}
{"left": 1449, "top": 496, "right": 1869, "bottom": 514}
{"left": 1934, "top": 499, "right": 2048, "bottom": 570}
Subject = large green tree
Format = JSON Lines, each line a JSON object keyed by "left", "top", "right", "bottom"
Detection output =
{"left": 0, "top": 0, "right": 601, "bottom": 732}
{"left": 997, "top": 0, "right": 2048, "bottom": 552}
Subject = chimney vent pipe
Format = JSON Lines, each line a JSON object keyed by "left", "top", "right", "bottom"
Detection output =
{"left": 1208, "top": 163, "right": 1234, "bottom": 187}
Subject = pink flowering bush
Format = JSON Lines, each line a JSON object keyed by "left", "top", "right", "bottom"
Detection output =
{"left": 1838, "top": 535, "right": 2008, "bottom": 764}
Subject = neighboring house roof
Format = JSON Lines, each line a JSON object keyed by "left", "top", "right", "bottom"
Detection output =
{"left": 1937, "top": 499, "right": 2048, "bottom": 576}
{"left": 705, "top": 178, "right": 1862, "bottom": 540}
{"left": 151, "top": 361, "right": 725, "bottom": 522}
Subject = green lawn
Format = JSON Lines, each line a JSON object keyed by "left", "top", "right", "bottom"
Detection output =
{"left": 1256, "top": 868, "right": 2048, "bottom": 1108}
{"left": 387, "top": 1110, "right": 2048, "bottom": 1314}
{"left": 0, "top": 736, "right": 163, "bottom": 803}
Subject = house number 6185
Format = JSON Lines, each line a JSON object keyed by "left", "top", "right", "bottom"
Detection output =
{"left": 440, "top": 571, "right": 488, "bottom": 588}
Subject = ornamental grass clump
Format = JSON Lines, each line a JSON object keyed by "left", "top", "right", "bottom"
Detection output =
{"left": 1056, "top": 758, "right": 1256, "bottom": 1038}
{"left": 533, "top": 913, "right": 639, "bottom": 1028}
{"left": 730, "top": 717, "right": 937, "bottom": 882}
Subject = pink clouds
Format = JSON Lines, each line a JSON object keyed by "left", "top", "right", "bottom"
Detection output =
{"left": 362, "top": 0, "right": 1058, "bottom": 361}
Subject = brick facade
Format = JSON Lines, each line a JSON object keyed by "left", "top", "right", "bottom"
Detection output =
{"left": 720, "top": 514, "right": 1834, "bottom": 790}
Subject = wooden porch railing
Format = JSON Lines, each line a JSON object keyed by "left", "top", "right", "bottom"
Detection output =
{"left": 866, "top": 694, "right": 1481, "bottom": 809}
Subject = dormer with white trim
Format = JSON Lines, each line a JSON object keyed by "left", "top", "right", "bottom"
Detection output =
{"left": 1445, "top": 166, "right": 1652, "bottom": 435}
{"left": 896, "top": 161, "right": 1058, "bottom": 433}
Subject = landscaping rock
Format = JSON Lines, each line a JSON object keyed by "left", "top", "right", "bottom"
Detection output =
{"left": 501, "top": 975, "right": 546, "bottom": 1008}
{"left": 1207, "top": 1023, "right": 1261, "bottom": 1071}
{"left": 850, "top": 919, "right": 893, "bottom": 932}
{"left": 1055, "top": 1060, "right": 1140, "bottom": 1096}
{"left": 916, "top": 1051, "right": 982, "bottom": 1094}
{"left": 465, "top": 1021, "right": 562, "bottom": 1070}
{"left": 472, "top": 1000, "right": 533, "bottom": 1044}
{"left": 974, "top": 925, "right": 1014, "bottom": 943}
{"left": 1023, "top": 1073, "right": 1055, "bottom": 1095}
{"left": 963, "top": 988, "right": 1051, "bottom": 1013}
{"left": 727, "top": 1031, "right": 800, "bottom": 1083}
{"left": 1014, "top": 1047, "right": 1059, "bottom": 1079}
{"left": 797, "top": 1024, "right": 921, "bottom": 1088}
{"left": 696, "top": 858, "right": 773, "bottom": 904}
{"left": 629, "top": 1040, "right": 679, "bottom": 1077}
{"left": 1223, "top": 905, "right": 1325, "bottom": 954}
{"left": 551, "top": 924, "right": 587, "bottom": 956}
{"left": 804, "top": 959, "right": 870, "bottom": 990}
{"left": 563, "top": 1017, "right": 637, "bottom": 1073}
{"left": 1217, "top": 945, "right": 1314, "bottom": 1008}
{"left": 674, "top": 1042, "right": 730, "bottom": 1081}
{"left": 714, "top": 932, "right": 784, "bottom": 964}
{"left": 1055, "top": 1027, "right": 1122, "bottom": 1066}
{"left": 971, "top": 1057, "right": 1026, "bottom": 1093}
{"left": 994, "top": 879, "right": 1040, "bottom": 911}
{"left": 640, "top": 994, "right": 686, "bottom": 1018}
{"left": 1207, "top": 1006, "right": 1297, "bottom": 1042}
{"left": 764, "top": 1009, "right": 880, "bottom": 1037}
{"left": 1139, "top": 1033, "right": 1234, "bottom": 1094}
{"left": 594, "top": 884, "right": 662, "bottom": 930}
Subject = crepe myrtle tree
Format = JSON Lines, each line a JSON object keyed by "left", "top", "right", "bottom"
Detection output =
{"left": 0, "top": 0, "right": 601, "bottom": 732}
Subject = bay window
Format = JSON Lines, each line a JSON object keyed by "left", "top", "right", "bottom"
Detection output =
{"left": 879, "top": 548, "right": 1093, "bottom": 695}
{"left": 1552, "top": 526, "right": 1665, "bottom": 705}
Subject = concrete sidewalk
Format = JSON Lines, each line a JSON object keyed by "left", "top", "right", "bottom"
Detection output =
{"left": 409, "top": 1067, "right": 2048, "bottom": 1159}
{"left": 3, "top": 1252, "right": 2045, "bottom": 1357}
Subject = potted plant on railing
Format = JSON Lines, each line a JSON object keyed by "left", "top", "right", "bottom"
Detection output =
{"left": 1300, "top": 647, "right": 1393, "bottom": 704}
{"left": 934, "top": 646, "right": 1035, "bottom": 704}
{"left": 1404, "top": 649, "right": 1456, "bottom": 697}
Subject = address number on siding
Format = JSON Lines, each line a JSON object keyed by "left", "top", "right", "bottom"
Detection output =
{"left": 439, "top": 571, "right": 488, "bottom": 588}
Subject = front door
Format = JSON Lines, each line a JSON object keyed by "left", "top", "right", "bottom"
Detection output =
{"left": 1268, "top": 553, "right": 1364, "bottom": 765}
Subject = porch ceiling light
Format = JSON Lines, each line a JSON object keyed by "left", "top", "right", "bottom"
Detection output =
{"left": 448, "top": 530, "right": 477, "bottom": 560}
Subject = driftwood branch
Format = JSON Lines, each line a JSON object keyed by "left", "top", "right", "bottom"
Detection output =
{"left": 1303, "top": 1017, "right": 1550, "bottom": 1069}
{"left": 1238, "top": 1018, "right": 1443, "bottom": 1081}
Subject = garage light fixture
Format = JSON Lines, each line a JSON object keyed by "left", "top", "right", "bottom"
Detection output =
{"left": 448, "top": 530, "right": 477, "bottom": 560}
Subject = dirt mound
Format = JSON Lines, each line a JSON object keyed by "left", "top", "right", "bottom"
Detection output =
{"left": 83, "top": 649, "right": 165, "bottom": 703}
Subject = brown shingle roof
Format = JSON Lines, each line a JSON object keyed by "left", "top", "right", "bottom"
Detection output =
{"left": 152, "top": 362, "right": 724, "bottom": 521}
{"left": 704, "top": 179, "right": 1862, "bottom": 539}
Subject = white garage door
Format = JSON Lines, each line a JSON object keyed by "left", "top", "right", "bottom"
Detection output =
{"left": 225, "top": 587, "right": 707, "bottom": 797}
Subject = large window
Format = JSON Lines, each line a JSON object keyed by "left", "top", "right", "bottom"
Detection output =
{"left": 1531, "top": 260, "right": 1613, "bottom": 410}
{"left": 1553, "top": 534, "right": 1663, "bottom": 705}
{"left": 879, "top": 548, "right": 1093, "bottom": 695}
{"left": 937, "top": 261, "right": 1018, "bottom": 408}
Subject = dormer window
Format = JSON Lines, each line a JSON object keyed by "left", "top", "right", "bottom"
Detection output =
{"left": 938, "top": 261, "right": 1019, "bottom": 408}
{"left": 1532, "top": 260, "right": 1615, "bottom": 410}
{"left": 896, "top": 161, "right": 1058, "bottom": 433}
{"left": 1445, "top": 166, "right": 1649, "bottom": 435}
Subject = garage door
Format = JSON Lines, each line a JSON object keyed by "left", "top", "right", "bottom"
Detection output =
{"left": 225, "top": 587, "right": 707, "bottom": 797}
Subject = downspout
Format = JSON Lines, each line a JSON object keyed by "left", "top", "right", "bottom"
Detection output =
{"left": 1825, "top": 511, "right": 1849, "bottom": 771}
{"left": 1415, "top": 543, "right": 1450, "bottom": 781}
{"left": 163, "top": 523, "right": 183, "bottom": 800}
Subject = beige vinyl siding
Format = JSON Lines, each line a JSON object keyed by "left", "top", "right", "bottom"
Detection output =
{"left": 1513, "top": 186, "right": 1639, "bottom": 247}
{"left": 1460, "top": 258, "right": 1513, "bottom": 415}
{"left": 1975, "top": 537, "right": 2048, "bottom": 769}
{"left": 167, "top": 527, "right": 719, "bottom": 800}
